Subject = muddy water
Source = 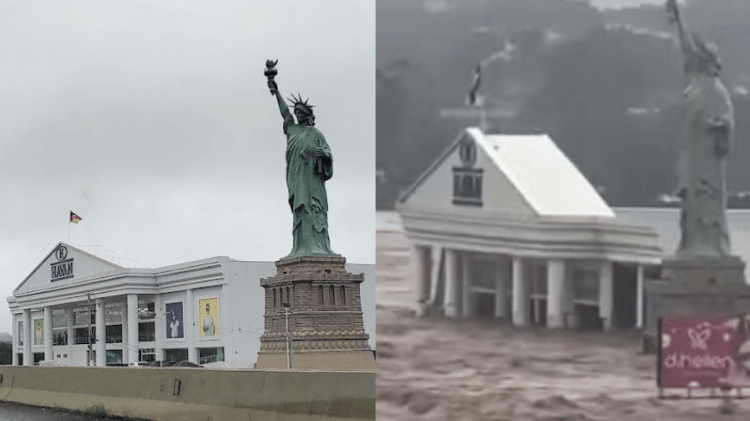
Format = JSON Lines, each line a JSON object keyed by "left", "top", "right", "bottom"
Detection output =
{"left": 376, "top": 223, "right": 750, "bottom": 420}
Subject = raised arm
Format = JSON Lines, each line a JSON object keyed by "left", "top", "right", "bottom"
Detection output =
{"left": 269, "top": 80, "right": 295, "bottom": 130}
{"left": 667, "top": 0, "right": 693, "bottom": 57}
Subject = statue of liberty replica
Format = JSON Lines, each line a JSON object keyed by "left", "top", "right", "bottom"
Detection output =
{"left": 265, "top": 61, "right": 336, "bottom": 258}
{"left": 644, "top": 1, "right": 748, "bottom": 353}
{"left": 667, "top": 0, "right": 734, "bottom": 257}
{"left": 256, "top": 60, "right": 374, "bottom": 370}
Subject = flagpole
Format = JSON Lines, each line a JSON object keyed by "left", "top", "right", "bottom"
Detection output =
{"left": 68, "top": 221, "right": 70, "bottom": 244}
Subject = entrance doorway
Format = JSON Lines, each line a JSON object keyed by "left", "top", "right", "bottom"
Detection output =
{"left": 475, "top": 293, "right": 495, "bottom": 318}
{"left": 575, "top": 304, "right": 603, "bottom": 331}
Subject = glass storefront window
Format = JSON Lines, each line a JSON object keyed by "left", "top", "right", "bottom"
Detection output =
{"left": 106, "top": 325, "right": 122, "bottom": 343}
{"left": 75, "top": 327, "right": 90, "bottom": 345}
{"left": 52, "top": 328, "right": 67, "bottom": 346}
{"left": 139, "top": 348, "right": 155, "bottom": 362}
{"left": 52, "top": 309, "right": 67, "bottom": 329}
{"left": 105, "top": 303, "right": 123, "bottom": 324}
{"left": 138, "top": 298, "right": 156, "bottom": 320}
{"left": 198, "top": 347, "right": 225, "bottom": 364}
{"left": 106, "top": 350, "right": 123, "bottom": 366}
{"left": 139, "top": 322, "right": 155, "bottom": 342}
{"left": 164, "top": 348, "right": 188, "bottom": 363}
{"left": 74, "top": 308, "right": 95, "bottom": 326}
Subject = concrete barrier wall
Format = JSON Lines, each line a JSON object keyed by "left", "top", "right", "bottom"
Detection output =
{"left": 0, "top": 367, "right": 375, "bottom": 421}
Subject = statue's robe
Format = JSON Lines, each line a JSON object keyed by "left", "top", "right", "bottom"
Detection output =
{"left": 677, "top": 52, "right": 734, "bottom": 257}
{"left": 283, "top": 115, "right": 336, "bottom": 258}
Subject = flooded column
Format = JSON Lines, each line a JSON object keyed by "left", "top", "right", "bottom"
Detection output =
{"left": 444, "top": 249, "right": 458, "bottom": 317}
{"left": 547, "top": 259, "right": 565, "bottom": 328}
{"left": 512, "top": 256, "right": 529, "bottom": 326}
{"left": 412, "top": 245, "right": 429, "bottom": 315}
{"left": 495, "top": 258, "right": 507, "bottom": 319}
{"left": 599, "top": 261, "right": 614, "bottom": 331}
{"left": 462, "top": 252, "right": 471, "bottom": 318}
{"left": 636, "top": 264, "right": 644, "bottom": 329}
{"left": 429, "top": 246, "right": 442, "bottom": 308}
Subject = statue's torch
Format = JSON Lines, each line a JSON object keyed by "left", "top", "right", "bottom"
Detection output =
{"left": 265, "top": 59, "right": 278, "bottom": 95}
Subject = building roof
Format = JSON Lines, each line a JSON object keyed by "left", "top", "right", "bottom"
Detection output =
{"left": 73, "top": 244, "right": 151, "bottom": 269}
{"left": 398, "top": 127, "right": 614, "bottom": 218}
{"left": 476, "top": 130, "right": 614, "bottom": 217}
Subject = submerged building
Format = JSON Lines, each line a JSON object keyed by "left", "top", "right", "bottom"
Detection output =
{"left": 8, "top": 242, "right": 374, "bottom": 367}
{"left": 395, "top": 127, "right": 750, "bottom": 331}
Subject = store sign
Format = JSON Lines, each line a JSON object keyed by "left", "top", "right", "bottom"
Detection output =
{"left": 659, "top": 315, "right": 750, "bottom": 389}
{"left": 51, "top": 245, "right": 74, "bottom": 282}
{"left": 452, "top": 134, "right": 483, "bottom": 206}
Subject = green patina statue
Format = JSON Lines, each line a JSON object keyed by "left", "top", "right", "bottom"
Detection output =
{"left": 265, "top": 60, "right": 337, "bottom": 258}
{"left": 667, "top": 0, "right": 734, "bottom": 257}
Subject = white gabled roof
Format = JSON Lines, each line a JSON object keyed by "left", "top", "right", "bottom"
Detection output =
{"left": 474, "top": 129, "right": 615, "bottom": 217}
{"left": 73, "top": 244, "right": 151, "bottom": 269}
{"left": 398, "top": 127, "right": 614, "bottom": 218}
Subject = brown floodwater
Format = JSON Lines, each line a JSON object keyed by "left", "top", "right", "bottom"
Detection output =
{"left": 376, "top": 228, "right": 750, "bottom": 420}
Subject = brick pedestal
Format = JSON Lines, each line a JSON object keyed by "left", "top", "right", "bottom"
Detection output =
{"left": 255, "top": 255, "right": 375, "bottom": 371}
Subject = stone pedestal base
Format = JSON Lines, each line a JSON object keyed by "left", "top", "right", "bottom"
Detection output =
{"left": 256, "top": 349, "right": 375, "bottom": 371}
{"left": 643, "top": 255, "right": 750, "bottom": 353}
{"left": 256, "top": 255, "right": 375, "bottom": 371}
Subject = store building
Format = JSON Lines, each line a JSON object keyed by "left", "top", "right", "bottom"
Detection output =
{"left": 8, "top": 242, "right": 375, "bottom": 367}
{"left": 396, "top": 128, "right": 666, "bottom": 331}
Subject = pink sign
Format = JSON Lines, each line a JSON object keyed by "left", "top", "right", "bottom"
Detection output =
{"left": 660, "top": 315, "right": 750, "bottom": 388}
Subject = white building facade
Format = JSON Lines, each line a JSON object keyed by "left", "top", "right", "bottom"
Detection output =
{"left": 9, "top": 242, "right": 275, "bottom": 368}
{"left": 397, "top": 128, "right": 664, "bottom": 331}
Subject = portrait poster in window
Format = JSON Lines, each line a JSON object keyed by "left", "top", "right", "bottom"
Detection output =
{"left": 198, "top": 297, "right": 219, "bottom": 338}
{"left": 165, "top": 302, "right": 184, "bottom": 339}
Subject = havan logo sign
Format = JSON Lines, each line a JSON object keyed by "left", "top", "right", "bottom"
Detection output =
{"left": 50, "top": 245, "right": 74, "bottom": 282}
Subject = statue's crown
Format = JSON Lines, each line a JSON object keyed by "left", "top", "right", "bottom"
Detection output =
{"left": 287, "top": 93, "right": 315, "bottom": 115}
{"left": 692, "top": 33, "right": 722, "bottom": 70}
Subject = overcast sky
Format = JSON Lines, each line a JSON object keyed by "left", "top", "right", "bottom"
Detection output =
{"left": 590, "top": 0, "right": 665, "bottom": 9}
{"left": 0, "top": 1, "right": 375, "bottom": 333}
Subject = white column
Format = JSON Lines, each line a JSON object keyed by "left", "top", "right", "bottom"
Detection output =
{"left": 66, "top": 307, "right": 74, "bottom": 358}
{"left": 154, "top": 295, "right": 163, "bottom": 362}
{"left": 95, "top": 299, "right": 106, "bottom": 366}
{"left": 187, "top": 289, "right": 197, "bottom": 364}
{"left": 546, "top": 259, "right": 565, "bottom": 329}
{"left": 495, "top": 259, "right": 507, "bottom": 319}
{"left": 512, "top": 257, "right": 529, "bottom": 327}
{"left": 127, "top": 294, "right": 139, "bottom": 364}
{"left": 462, "top": 252, "right": 471, "bottom": 318}
{"left": 443, "top": 249, "right": 458, "bottom": 317}
{"left": 12, "top": 314, "right": 18, "bottom": 366}
{"left": 121, "top": 298, "right": 129, "bottom": 365}
{"left": 599, "top": 261, "right": 614, "bottom": 331}
{"left": 636, "top": 264, "right": 645, "bottom": 329}
{"left": 43, "top": 307, "right": 53, "bottom": 362}
{"left": 22, "top": 309, "right": 31, "bottom": 366}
